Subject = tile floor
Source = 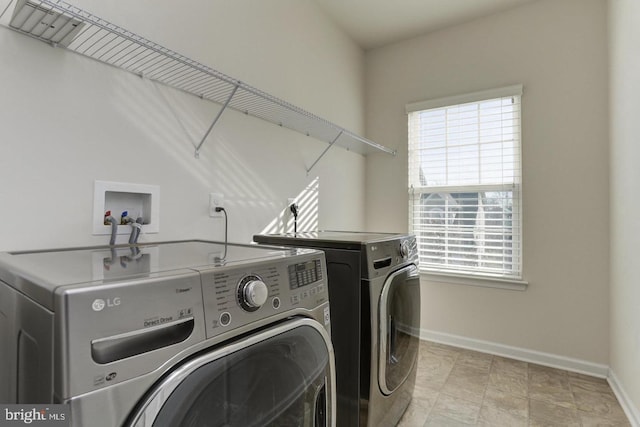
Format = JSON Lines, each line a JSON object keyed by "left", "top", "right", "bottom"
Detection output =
{"left": 398, "top": 340, "right": 631, "bottom": 426}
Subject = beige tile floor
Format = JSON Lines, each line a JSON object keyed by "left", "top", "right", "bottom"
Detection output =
{"left": 398, "top": 340, "right": 631, "bottom": 426}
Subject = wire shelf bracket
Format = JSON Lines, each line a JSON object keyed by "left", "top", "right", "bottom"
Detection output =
{"left": 194, "top": 83, "right": 239, "bottom": 158}
{"left": 0, "top": 0, "right": 398, "bottom": 161}
{"left": 306, "top": 131, "right": 343, "bottom": 175}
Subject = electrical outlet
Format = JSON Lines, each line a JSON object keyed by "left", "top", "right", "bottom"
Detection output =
{"left": 209, "top": 193, "right": 224, "bottom": 218}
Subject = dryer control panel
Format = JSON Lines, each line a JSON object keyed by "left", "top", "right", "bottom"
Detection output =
{"left": 198, "top": 251, "right": 328, "bottom": 339}
{"left": 363, "top": 236, "right": 418, "bottom": 279}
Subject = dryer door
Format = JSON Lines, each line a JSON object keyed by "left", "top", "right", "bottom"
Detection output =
{"left": 378, "top": 264, "right": 421, "bottom": 395}
{"left": 127, "top": 318, "right": 335, "bottom": 427}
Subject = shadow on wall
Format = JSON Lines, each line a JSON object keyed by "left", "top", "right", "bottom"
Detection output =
{"left": 110, "top": 72, "right": 319, "bottom": 237}
{"left": 115, "top": 76, "right": 237, "bottom": 188}
{"left": 261, "top": 177, "right": 319, "bottom": 234}
{"left": 114, "top": 74, "right": 284, "bottom": 198}
{"left": 144, "top": 79, "right": 322, "bottom": 235}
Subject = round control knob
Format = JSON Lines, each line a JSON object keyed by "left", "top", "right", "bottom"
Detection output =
{"left": 237, "top": 275, "right": 268, "bottom": 312}
{"left": 399, "top": 240, "right": 410, "bottom": 258}
{"left": 244, "top": 280, "right": 268, "bottom": 307}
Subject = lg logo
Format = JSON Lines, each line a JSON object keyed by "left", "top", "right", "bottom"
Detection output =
{"left": 91, "top": 297, "right": 121, "bottom": 312}
{"left": 91, "top": 299, "right": 105, "bottom": 311}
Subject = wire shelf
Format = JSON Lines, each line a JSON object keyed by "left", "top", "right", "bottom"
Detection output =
{"left": 0, "top": 0, "right": 396, "bottom": 164}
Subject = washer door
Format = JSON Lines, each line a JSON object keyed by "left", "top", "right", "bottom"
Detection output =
{"left": 126, "top": 318, "right": 335, "bottom": 427}
{"left": 378, "top": 264, "right": 421, "bottom": 395}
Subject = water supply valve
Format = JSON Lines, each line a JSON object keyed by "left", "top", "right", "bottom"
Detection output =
{"left": 104, "top": 210, "right": 112, "bottom": 225}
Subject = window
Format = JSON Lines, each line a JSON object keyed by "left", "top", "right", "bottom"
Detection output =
{"left": 407, "top": 86, "right": 522, "bottom": 280}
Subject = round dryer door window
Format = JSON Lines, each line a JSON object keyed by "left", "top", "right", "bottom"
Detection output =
{"left": 379, "top": 264, "right": 421, "bottom": 395}
{"left": 127, "top": 320, "right": 333, "bottom": 427}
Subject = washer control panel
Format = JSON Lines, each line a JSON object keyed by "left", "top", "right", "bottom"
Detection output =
{"left": 288, "top": 259, "right": 322, "bottom": 289}
{"left": 198, "top": 252, "right": 328, "bottom": 339}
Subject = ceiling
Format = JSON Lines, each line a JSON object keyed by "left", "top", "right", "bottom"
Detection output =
{"left": 312, "top": 0, "right": 540, "bottom": 49}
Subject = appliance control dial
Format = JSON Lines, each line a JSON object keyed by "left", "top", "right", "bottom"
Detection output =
{"left": 237, "top": 275, "right": 268, "bottom": 312}
{"left": 399, "top": 240, "right": 410, "bottom": 258}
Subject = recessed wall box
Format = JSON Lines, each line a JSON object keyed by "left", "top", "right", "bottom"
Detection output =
{"left": 93, "top": 181, "right": 160, "bottom": 235}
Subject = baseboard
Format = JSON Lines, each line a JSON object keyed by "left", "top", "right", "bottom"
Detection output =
{"left": 608, "top": 369, "right": 640, "bottom": 427}
{"left": 414, "top": 327, "right": 610, "bottom": 378}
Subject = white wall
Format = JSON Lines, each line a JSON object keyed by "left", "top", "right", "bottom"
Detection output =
{"left": 364, "top": 0, "right": 610, "bottom": 365}
{"left": 609, "top": 0, "right": 640, "bottom": 421}
{"left": 0, "top": 0, "right": 366, "bottom": 251}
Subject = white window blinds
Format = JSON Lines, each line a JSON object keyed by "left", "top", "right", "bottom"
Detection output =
{"left": 407, "top": 86, "right": 522, "bottom": 279}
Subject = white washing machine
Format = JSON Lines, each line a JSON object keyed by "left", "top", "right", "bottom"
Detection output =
{"left": 0, "top": 240, "right": 335, "bottom": 427}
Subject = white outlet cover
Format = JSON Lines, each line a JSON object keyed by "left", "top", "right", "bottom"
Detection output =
{"left": 209, "top": 193, "right": 224, "bottom": 218}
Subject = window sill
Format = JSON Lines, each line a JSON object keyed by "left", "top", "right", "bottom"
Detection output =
{"left": 419, "top": 271, "right": 528, "bottom": 291}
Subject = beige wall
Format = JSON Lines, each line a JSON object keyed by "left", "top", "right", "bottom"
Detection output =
{"left": 0, "top": 0, "right": 367, "bottom": 251}
{"left": 609, "top": 0, "right": 640, "bottom": 420}
{"left": 364, "top": 0, "right": 610, "bottom": 364}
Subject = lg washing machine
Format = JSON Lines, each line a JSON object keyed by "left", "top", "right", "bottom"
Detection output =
{"left": 0, "top": 240, "right": 335, "bottom": 426}
{"left": 254, "top": 231, "right": 421, "bottom": 427}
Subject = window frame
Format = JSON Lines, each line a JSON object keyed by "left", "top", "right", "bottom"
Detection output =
{"left": 406, "top": 85, "right": 525, "bottom": 285}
